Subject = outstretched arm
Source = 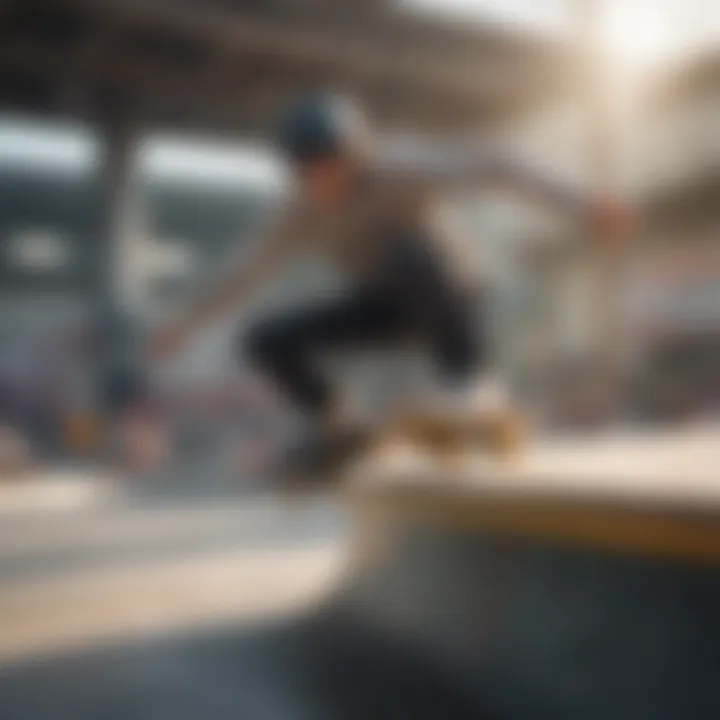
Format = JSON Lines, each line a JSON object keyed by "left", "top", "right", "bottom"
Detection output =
{"left": 152, "top": 203, "right": 301, "bottom": 358}
{"left": 470, "top": 152, "right": 590, "bottom": 215}
{"left": 375, "top": 138, "right": 620, "bottom": 222}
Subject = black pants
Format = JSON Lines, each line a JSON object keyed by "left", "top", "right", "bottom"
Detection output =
{"left": 243, "top": 233, "right": 486, "bottom": 414}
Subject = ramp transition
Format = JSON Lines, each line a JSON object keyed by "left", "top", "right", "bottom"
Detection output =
{"left": 329, "top": 429, "right": 720, "bottom": 718}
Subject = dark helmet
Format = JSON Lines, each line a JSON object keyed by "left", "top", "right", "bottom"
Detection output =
{"left": 277, "top": 92, "right": 369, "bottom": 163}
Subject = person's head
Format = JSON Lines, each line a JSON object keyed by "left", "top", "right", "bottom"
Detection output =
{"left": 277, "top": 92, "right": 369, "bottom": 206}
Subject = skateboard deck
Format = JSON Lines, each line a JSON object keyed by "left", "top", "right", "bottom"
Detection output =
{"left": 273, "top": 406, "right": 527, "bottom": 491}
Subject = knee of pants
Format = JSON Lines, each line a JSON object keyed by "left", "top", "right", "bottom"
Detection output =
{"left": 435, "top": 316, "right": 487, "bottom": 380}
{"left": 241, "top": 321, "right": 286, "bottom": 370}
{"left": 439, "top": 335, "right": 485, "bottom": 379}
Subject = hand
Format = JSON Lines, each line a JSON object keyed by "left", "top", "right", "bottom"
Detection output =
{"left": 149, "top": 321, "right": 192, "bottom": 362}
{"left": 586, "top": 199, "right": 637, "bottom": 242}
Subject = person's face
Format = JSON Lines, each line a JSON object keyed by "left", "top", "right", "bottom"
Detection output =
{"left": 295, "top": 155, "right": 354, "bottom": 207}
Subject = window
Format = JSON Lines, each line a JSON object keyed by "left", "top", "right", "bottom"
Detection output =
{"left": 4, "top": 229, "right": 74, "bottom": 273}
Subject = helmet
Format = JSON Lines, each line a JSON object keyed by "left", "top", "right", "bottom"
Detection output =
{"left": 277, "top": 92, "right": 368, "bottom": 163}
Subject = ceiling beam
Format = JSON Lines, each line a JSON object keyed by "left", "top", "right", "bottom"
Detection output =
{"left": 60, "top": 0, "right": 565, "bottom": 105}
{"left": 0, "top": 18, "right": 531, "bottom": 135}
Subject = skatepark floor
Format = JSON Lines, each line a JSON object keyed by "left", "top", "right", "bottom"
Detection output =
{"left": 0, "top": 467, "right": 483, "bottom": 720}
{"left": 0, "top": 610, "right": 484, "bottom": 720}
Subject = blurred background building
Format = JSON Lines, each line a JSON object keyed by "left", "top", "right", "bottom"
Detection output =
{"left": 0, "top": 0, "right": 716, "bottom": 462}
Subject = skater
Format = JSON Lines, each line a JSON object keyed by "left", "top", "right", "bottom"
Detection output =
{"left": 152, "top": 93, "right": 629, "bottom": 468}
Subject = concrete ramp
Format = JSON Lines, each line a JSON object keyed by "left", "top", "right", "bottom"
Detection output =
{"left": 2, "top": 431, "right": 719, "bottom": 720}
{"left": 330, "top": 429, "right": 720, "bottom": 718}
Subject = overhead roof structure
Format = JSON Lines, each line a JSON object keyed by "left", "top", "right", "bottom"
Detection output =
{"left": 647, "top": 49, "right": 720, "bottom": 111}
{"left": 0, "top": 1, "right": 715, "bottom": 280}
{"left": 0, "top": 0, "right": 577, "bottom": 135}
{"left": 643, "top": 50, "right": 719, "bottom": 237}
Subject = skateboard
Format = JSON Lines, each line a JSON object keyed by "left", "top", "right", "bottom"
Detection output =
{"left": 272, "top": 406, "right": 527, "bottom": 491}
{"left": 270, "top": 423, "right": 374, "bottom": 492}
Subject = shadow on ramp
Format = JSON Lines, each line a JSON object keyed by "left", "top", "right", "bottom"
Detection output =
{"left": 0, "top": 611, "right": 484, "bottom": 720}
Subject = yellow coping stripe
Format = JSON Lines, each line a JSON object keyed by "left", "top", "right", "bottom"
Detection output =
{"left": 349, "top": 485, "right": 720, "bottom": 565}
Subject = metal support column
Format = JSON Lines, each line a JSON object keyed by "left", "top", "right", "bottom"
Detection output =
{"left": 90, "top": 117, "right": 141, "bottom": 449}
